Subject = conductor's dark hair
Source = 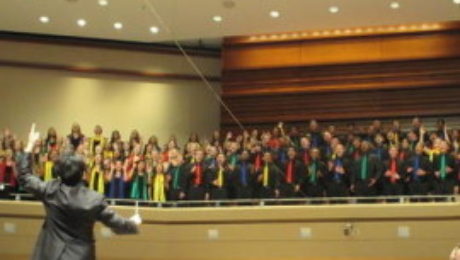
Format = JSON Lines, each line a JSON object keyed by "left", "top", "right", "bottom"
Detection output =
{"left": 53, "top": 153, "right": 86, "bottom": 186}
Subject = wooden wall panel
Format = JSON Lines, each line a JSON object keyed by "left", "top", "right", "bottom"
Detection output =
{"left": 1, "top": 201, "right": 460, "bottom": 260}
{"left": 223, "top": 31, "right": 460, "bottom": 70}
{"left": 221, "top": 22, "right": 460, "bottom": 130}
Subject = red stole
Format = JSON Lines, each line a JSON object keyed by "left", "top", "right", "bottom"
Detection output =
{"left": 194, "top": 163, "right": 203, "bottom": 185}
{"left": 390, "top": 159, "right": 398, "bottom": 183}
{"left": 254, "top": 154, "right": 262, "bottom": 171}
{"left": 286, "top": 160, "right": 294, "bottom": 183}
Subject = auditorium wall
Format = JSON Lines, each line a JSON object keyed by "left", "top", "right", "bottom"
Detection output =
{"left": 0, "top": 37, "right": 221, "bottom": 144}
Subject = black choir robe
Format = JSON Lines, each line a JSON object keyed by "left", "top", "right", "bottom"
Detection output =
{"left": 351, "top": 153, "right": 382, "bottom": 196}
{"left": 404, "top": 154, "right": 432, "bottom": 195}
{"left": 186, "top": 161, "right": 207, "bottom": 200}
{"left": 278, "top": 159, "right": 305, "bottom": 198}
{"left": 17, "top": 153, "right": 137, "bottom": 260}
{"left": 256, "top": 162, "right": 282, "bottom": 198}
{"left": 432, "top": 153, "right": 457, "bottom": 194}
{"left": 325, "top": 157, "right": 351, "bottom": 197}
{"left": 231, "top": 161, "right": 255, "bottom": 199}
{"left": 381, "top": 158, "right": 406, "bottom": 196}
{"left": 167, "top": 164, "right": 188, "bottom": 200}
{"left": 206, "top": 166, "right": 231, "bottom": 200}
{"left": 303, "top": 159, "right": 327, "bottom": 197}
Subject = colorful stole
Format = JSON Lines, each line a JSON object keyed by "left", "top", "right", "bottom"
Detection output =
{"left": 263, "top": 163, "right": 269, "bottom": 187}
{"left": 254, "top": 154, "right": 262, "bottom": 171}
{"left": 217, "top": 168, "right": 224, "bottom": 188}
{"left": 413, "top": 156, "right": 420, "bottom": 181}
{"left": 286, "top": 160, "right": 294, "bottom": 184}
{"left": 109, "top": 173, "right": 125, "bottom": 198}
{"left": 429, "top": 149, "right": 440, "bottom": 162}
{"left": 389, "top": 159, "right": 397, "bottom": 183}
{"left": 43, "top": 161, "right": 54, "bottom": 182}
{"left": 89, "top": 165, "right": 105, "bottom": 194}
{"left": 360, "top": 155, "right": 369, "bottom": 180}
{"left": 172, "top": 167, "right": 180, "bottom": 190}
{"left": 194, "top": 163, "right": 203, "bottom": 185}
{"left": 334, "top": 159, "right": 342, "bottom": 182}
{"left": 229, "top": 154, "right": 238, "bottom": 167}
{"left": 131, "top": 174, "right": 148, "bottom": 200}
{"left": 240, "top": 162, "right": 248, "bottom": 186}
{"left": 439, "top": 154, "right": 447, "bottom": 180}
{"left": 152, "top": 173, "right": 166, "bottom": 202}
{"left": 302, "top": 150, "right": 310, "bottom": 165}
{"left": 308, "top": 160, "right": 318, "bottom": 183}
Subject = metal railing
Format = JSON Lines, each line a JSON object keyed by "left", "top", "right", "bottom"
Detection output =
{"left": 3, "top": 193, "right": 459, "bottom": 208}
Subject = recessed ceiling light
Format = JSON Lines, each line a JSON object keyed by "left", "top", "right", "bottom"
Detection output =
{"left": 150, "top": 26, "right": 159, "bottom": 34}
{"left": 212, "top": 15, "right": 223, "bottom": 23}
{"left": 329, "top": 6, "right": 339, "bottom": 13}
{"left": 77, "top": 19, "right": 87, "bottom": 27}
{"left": 98, "top": 0, "right": 108, "bottom": 6}
{"left": 114, "top": 22, "right": 123, "bottom": 30}
{"left": 270, "top": 10, "right": 280, "bottom": 18}
{"left": 39, "top": 16, "right": 50, "bottom": 23}
{"left": 453, "top": 0, "right": 460, "bottom": 4}
{"left": 390, "top": 2, "right": 400, "bottom": 9}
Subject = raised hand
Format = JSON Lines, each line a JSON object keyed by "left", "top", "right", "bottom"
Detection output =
{"left": 25, "top": 123, "right": 40, "bottom": 153}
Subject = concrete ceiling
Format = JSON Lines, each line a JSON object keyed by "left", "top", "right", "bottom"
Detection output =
{"left": 0, "top": 0, "right": 459, "bottom": 48}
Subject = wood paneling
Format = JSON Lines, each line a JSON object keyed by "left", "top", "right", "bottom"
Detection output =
{"left": 221, "top": 22, "right": 460, "bottom": 129}
{"left": 1, "top": 201, "right": 459, "bottom": 260}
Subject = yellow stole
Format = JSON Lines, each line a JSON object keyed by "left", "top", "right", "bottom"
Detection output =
{"left": 43, "top": 161, "right": 54, "bottom": 182}
{"left": 153, "top": 173, "right": 166, "bottom": 202}
{"left": 103, "top": 150, "right": 114, "bottom": 160}
{"left": 428, "top": 149, "right": 440, "bottom": 162}
{"left": 263, "top": 164, "right": 269, "bottom": 187}
{"left": 89, "top": 165, "right": 105, "bottom": 194}
{"left": 217, "top": 168, "right": 224, "bottom": 187}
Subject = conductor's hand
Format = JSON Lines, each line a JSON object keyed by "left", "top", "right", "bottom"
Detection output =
{"left": 129, "top": 214, "right": 142, "bottom": 225}
{"left": 25, "top": 123, "right": 40, "bottom": 153}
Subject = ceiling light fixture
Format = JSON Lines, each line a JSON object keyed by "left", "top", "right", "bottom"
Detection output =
{"left": 114, "top": 22, "right": 123, "bottom": 30}
{"left": 453, "top": 0, "right": 460, "bottom": 4}
{"left": 39, "top": 16, "right": 50, "bottom": 23}
{"left": 270, "top": 10, "right": 280, "bottom": 18}
{"left": 329, "top": 6, "right": 339, "bottom": 13}
{"left": 77, "top": 19, "right": 87, "bottom": 27}
{"left": 98, "top": 0, "right": 108, "bottom": 6}
{"left": 212, "top": 15, "right": 223, "bottom": 23}
{"left": 150, "top": 26, "right": 159, "bottom": 34}
{"left": 390, "top": 2, "right": 400, "bottom": 9}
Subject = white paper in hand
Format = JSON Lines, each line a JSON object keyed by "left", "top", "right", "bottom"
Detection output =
{"left": 130, "top": 214, "right": 142, "bottom": 225}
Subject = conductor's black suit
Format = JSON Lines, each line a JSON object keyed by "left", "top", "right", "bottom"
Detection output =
{"left": 18, "top": 153, "right": 138, "bottom": 260}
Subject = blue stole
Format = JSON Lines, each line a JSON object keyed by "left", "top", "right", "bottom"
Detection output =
{"left": 413, "top": 156, "right": 420, "bottom": 181}
{"left": 109, "top": 176, "right": 125, "bottom": 198}
{"left": 334, "top": 159, "right": 343, "bottom": 182}
{"left": 240, "top": 162, "right": 248, "bottom": 186}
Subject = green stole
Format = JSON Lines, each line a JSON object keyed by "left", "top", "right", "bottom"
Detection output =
{"left": 440, "top": 154, "right": 447, "bottom": 180}
{"left": 172, "top": 167, "right": 180, "bottom": 190}
{"left": 360, "top": 154, "right": 369, "bottom": 180}
{"left": 130, "top": 174, "right": 148, "bottom": 200}
{"left": 308, "top": 160, "right": 318, "bottom": 183}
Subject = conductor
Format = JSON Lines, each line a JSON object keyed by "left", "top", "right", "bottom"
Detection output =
{"left": 18, "top": 124, "right": 141, "bottom": 260}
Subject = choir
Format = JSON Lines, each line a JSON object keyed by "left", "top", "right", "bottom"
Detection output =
{"left": 0, "top": 117, "right": 459, "bottom": 202}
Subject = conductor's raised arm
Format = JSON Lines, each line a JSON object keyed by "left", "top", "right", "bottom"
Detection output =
{"left": 17, "top": 123, "right": 47, "bottom": 199}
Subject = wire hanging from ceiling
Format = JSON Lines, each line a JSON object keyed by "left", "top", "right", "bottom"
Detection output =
{"left": 143, "top": 0, "right": 246, "bottom": 131}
